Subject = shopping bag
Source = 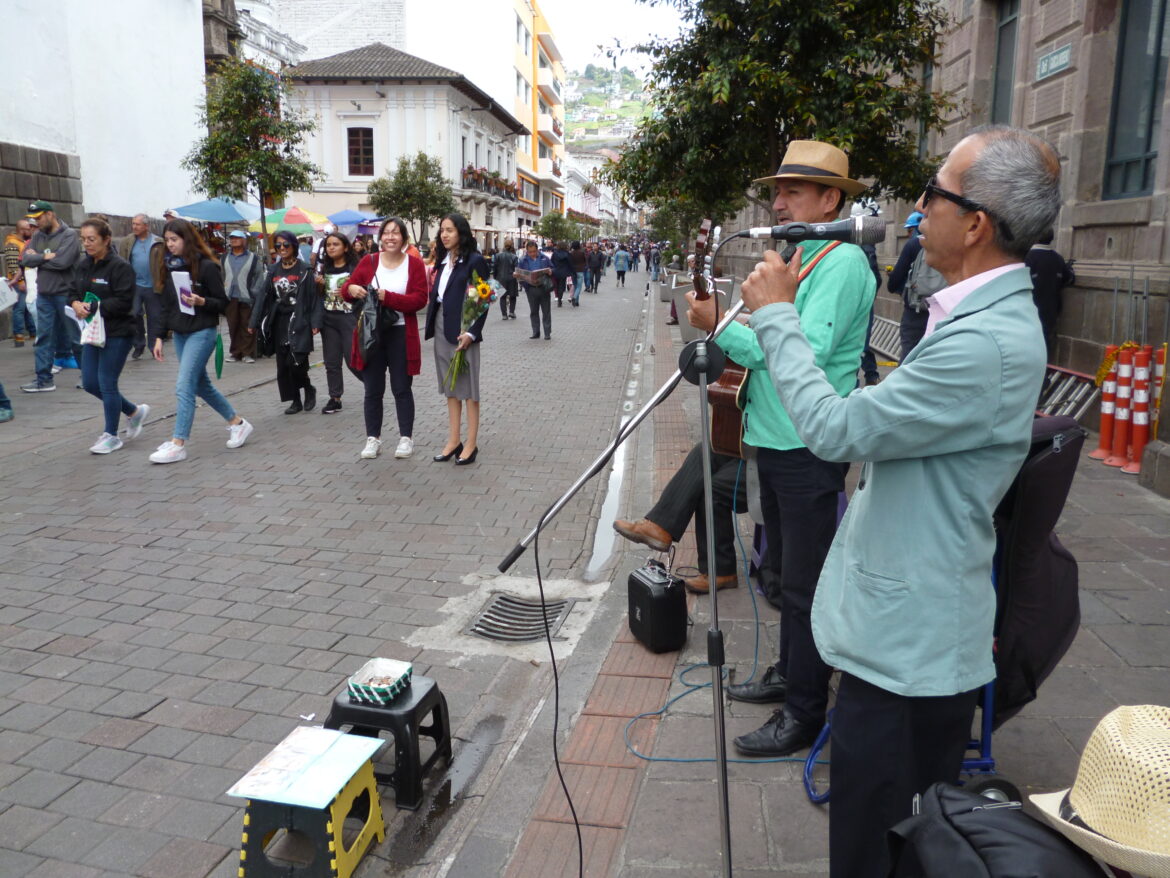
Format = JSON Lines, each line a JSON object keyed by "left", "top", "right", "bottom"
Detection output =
{"left": 80, "top": 309, "right": 106, "bottom": 347}
{"left": 0, "top": 278, "right": 16, "bottom": 312}
{"left": 214, "top": 333, "right": 224, "bottom": 379}
{"left": 349, "top": 319, "right": 366, "bottom": 371}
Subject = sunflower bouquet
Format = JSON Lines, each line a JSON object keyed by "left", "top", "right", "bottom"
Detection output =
{"left": 446, "top": 270, "right": 500, "bottom": 390}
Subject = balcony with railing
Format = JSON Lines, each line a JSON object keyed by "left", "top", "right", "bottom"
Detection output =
{"left": 537, "top": 113, "right": 563, "bottom": 145}
{"left": 459, "top": 166, "right": 519, "bottom": 203}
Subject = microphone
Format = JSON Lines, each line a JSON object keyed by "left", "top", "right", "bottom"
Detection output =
{"left": 734, "top": 215, "right": 886, "bottom": 246}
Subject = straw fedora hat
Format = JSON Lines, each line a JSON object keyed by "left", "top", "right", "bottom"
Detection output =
{"left": 753, "top": 140, "right": 867, "bottom": 197}
{"left": 1030, "top": 705, "right": 1170, "bottom": 878}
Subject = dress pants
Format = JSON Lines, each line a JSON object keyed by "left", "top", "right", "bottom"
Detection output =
{"left": 526, "top": 287, "right": 551, "bottom": 337}
{"left": 645, "top": 443, "right": 745, "bottom": 577}
{"left": 362, "top": 324, "right": 412, "bottom": 438}
{"left": 224, "top": 300, "right": 255, "bottom": 359}
{"left": 756, "top": 446, "right": 844, "bottom": 727}
{"left": 829, "top": 673, "right": 979, "bottom": 878}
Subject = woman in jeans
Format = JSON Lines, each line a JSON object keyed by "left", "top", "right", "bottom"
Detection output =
{"left": 150, "top": 219, "right": 253, "bottom": 464}
{"left": 315, "top": 231, "right": 360, "bottom": 414}
{"left": 343, "top": 217, "right": 428, "bottom": 460}
{"left": 72, "top": 218, "right": 150, "bottom": 454}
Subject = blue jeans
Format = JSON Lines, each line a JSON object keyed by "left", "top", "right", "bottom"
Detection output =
{"left": 81, "top": 336, "right": 137, "bottom": 434}
{"left": 651, "top": 264, "right": 660, "bottom": 281}
{"left": 34, "top": 293, "right": 81, "bottom": 383}
{"left": 572, "top": 272, "right": 585, "bottom": 303}
{"left": 173, "top": 327, "right": 235, "bottom": 440}
{"left": 12, "top": 290, "right": 36, "bottom": 337}
{"left": 583, "top": 268, "right": 592, "bottom": 291}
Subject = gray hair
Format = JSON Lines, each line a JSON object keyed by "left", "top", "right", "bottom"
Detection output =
{"left": 959, "top": 125, "right": 1061, "bottom": 259}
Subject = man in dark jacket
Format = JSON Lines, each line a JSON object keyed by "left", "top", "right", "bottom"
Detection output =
{"left": 1025, "top": 230, "right": 1075, "bottom": 357}
{"left": 585, "top": 244, "right": 606, "bottom": 293}
{"left": 20, "top": 201, "right": 80, "bottom": 392}
{"left": 550, "top": 241, "right": 571, "bottom": 307}
{"left": 493, "top": 240, "right": 518, "bottom": 319}
{"left": 222, "top": 230, "right": 267, "bottom": 361}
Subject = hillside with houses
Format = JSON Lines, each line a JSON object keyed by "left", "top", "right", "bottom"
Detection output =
{"left": 564, "top": 64, "right": 651, "bottom": 149}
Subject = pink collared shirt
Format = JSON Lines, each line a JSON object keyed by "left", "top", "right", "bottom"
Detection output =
{"left": 923, "top": 263, "right": 1023, "bottom": 338}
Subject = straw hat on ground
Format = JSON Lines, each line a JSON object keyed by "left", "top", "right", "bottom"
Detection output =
{"left": 1030, "top": 705, "right": 1170, "bottom": 878}
{"left": 753, "top": 140, "right": 867, "bottom": 197}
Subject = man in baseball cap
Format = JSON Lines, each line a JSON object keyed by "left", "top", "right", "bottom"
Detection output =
{"left": 20, "top": 201, "right": 81, "bottom": 392}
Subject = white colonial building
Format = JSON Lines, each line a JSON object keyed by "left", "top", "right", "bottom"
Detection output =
{"left": 235, "top": 0, "right": 307, "bottom": 70}
{"left": 285, "top": 43, "right": 528, "bottom": 250}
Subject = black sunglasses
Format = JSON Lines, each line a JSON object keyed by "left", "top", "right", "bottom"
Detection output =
{"left": 922, "top": 175, "right": 1014, "bottom": 241}
{"left": 274, "top": 241, "right": 294, "bottom": 249}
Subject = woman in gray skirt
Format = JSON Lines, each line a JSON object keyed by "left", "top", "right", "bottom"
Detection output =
{"left": 423, "top": 213, "right": 490, "bottom": 466}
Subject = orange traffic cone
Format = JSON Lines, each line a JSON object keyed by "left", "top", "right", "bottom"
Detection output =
{"left": 1103, "top": 349, "right": 1133, "bottom": 468}
{"left": 1122, "top": 350, "right": 1151, "bottom": 475}
{"left": 1088, "top": 345, "right": 1119, "bottom": 460}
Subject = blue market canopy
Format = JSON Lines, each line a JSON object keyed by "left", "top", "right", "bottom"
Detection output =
{"left": 173, "top": 197, "right": 262, "bottom": 223}
{"left": 328, "top": 209, "right": 377, "bottom": 225}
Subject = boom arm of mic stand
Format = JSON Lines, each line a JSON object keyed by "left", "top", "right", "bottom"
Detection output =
{"left": 498, "top": 297, "right": 749, "bottom": 573}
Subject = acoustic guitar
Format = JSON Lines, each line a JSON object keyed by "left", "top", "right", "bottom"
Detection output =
{"left": 689, "top": 220, "right": 749, "bottom": 459}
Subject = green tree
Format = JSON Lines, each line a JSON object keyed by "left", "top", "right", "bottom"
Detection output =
{"left": 531, "top": 211, "right": 579, "bottom": 244}
{"left": 604, "top": 0, "right": 952, "bottom": 218}
{"left": 182, "top": 58, "right": 320, "bottom": 246}
{"left": 367, "top": 152, "right": 456, "bottom": 245}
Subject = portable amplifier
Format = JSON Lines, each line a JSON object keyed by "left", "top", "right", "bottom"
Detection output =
{"left": 627, "top": 559, "right": 688, "bottom": 653}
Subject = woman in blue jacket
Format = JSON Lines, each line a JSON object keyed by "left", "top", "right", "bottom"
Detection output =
{"left": 424, "top": 213, "right": 489, "bottom": 465}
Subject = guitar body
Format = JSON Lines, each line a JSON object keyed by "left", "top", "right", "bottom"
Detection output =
{"left": 709, "top": 360, "right": 748, "bottom": 458}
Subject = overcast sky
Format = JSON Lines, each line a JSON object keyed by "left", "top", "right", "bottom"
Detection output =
{"left": 535, "top": 0, "right": 686, "bottom": 75}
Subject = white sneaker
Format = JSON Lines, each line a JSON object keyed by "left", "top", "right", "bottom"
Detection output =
{"left": 51, "top": 364, "right": 62, "bottom": 375}
{"left": 89, "top": 432, "right": 124, "bottom": 454}
{"left": 226, "top": 418, "right": 253, "bottom": 449}
{"left": 149, "top": 441, "right": 187, "bottom": 464}
{"left": 361, "top": 437, "right": 382, "bottom": 459}
{"left": 394, "top": 436, "right": 414, "bottom": 459}
{"left": 124, "top": 403, "right": 150, "bottom": 440}
{"left": 242, "top": 356, "right": 255, "bottom": 364}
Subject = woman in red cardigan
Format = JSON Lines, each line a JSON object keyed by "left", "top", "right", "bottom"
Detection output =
{"left": 343, "top": 217, "right": 429, "bottom": 460}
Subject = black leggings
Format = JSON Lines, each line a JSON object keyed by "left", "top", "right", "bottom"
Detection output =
{"left": 361, "top": 324, "right": 413, "bottom": 438}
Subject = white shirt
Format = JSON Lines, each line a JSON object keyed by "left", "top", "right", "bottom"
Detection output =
{"left": 374, "top": 257, "right": 408, "bottom": 327}
{"left": 436, "top": 253, "right": 456, "bottom": 303}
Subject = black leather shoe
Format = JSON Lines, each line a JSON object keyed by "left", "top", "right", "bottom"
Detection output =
{"left": 733, "top": 708, "right": 819, "bottom": 757}
{"left": 284, "top": 401, "right": 303, "bottom": 414}
{"left": 530, "top": 333, "right": 540, "bottom": 339}
{"left": 432, "top": 442, "right": 463, "bottom": 462}
{"left": 454, "top": 446, "right": 478, "bottom": 466}
{"left": 303, "top": 386, "right": 316, "bottom": 412}
{"left": 727, "top": 666, "right": 787, "bottom": 704}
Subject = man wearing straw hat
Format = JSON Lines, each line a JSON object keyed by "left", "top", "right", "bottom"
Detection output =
{"left": 687, "top": 139, "right": 877, "bottom": 757}
{"left": 737, "top": 125, "right": 1061, "bottom": 877}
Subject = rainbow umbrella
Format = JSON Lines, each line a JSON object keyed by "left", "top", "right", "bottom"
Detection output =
{"left": 248, "top": 206, "right": 329, "bottom": 235}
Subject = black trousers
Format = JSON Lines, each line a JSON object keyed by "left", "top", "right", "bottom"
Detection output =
{"left": 646, "top": 443, "right": 745, "bottom": 577}
{"left": 132, "top": 285, "right": 164, "bottom": 349}
{"left": 320, "top": 309, "right": 359, "bottom": 399}
{"left": 362, "top": 324, "right": 413, "bottom": 438}
{"left": 498, "top": 279, "right": 518, "bottom": 317}
{"left": 756, "top": 446, "right": 844, "bottom": 727}
{"left": 899, "top": 306, "right": 929, "bottom": 361}
{"left": 275, "top": 344, "right": 312, "bottom": 402}
{"left": 526, "top": 287, "right": 551, "bottom": 337}
{"left": 830, "top": 673, "right": 979, "bottom": 878}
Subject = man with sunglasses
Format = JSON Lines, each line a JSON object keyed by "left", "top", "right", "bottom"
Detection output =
{"left": 738, "top": 125, "right": 1061, "bottom": 878}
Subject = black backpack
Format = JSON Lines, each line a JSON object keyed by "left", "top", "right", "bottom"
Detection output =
{"left": 887, "top": 784, "right": 1103, "bottom": 877}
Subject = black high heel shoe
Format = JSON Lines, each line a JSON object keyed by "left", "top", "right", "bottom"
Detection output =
{"left": 454, "top": 446, "right": 478, "bottom": 466}
{"left": 432, "top": 442, "right": 463, "bottom": 462}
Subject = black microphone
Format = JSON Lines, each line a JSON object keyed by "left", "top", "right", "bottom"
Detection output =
{"left": 733, "top": 215, "right": 886, "bottom": 245}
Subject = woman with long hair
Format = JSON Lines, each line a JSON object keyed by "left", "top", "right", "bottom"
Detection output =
{"left": 316, "top": 230, "right": 360, "bottom": 414}
{"left": 150, "top": 219, "right": 252, "bottom": 463}
{"left": 72, "top": 218, "right": 150, "bottom": 454}
{"left": 343, "top": 217, "right": 428, "bottom": 459}
{"left": 250, "top": 230, "right": 323, "bottom": 413}
{"left": 424, "top": 213, "right": 489, "bottom": 465}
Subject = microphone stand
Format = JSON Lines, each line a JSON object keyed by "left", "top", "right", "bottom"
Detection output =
{"left": 499, "top": 232, "right": 741, "bottom": 878}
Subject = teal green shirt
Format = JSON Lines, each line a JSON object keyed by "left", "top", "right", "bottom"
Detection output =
{"left": 719, "top": 240, "right": 876, "bottom": 451}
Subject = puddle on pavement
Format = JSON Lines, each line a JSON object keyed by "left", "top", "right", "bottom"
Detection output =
{"left": 584, "top": 417, "right": 630, "bottom": 581}
{"left": 383, "top": 714, "right": 504, "bottom": 872}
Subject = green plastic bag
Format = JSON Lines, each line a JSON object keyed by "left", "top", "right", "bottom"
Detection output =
{"left": 214, "top": 332, "right": 224, "bottom": 379}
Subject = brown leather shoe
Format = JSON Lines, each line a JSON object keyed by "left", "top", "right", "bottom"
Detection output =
{"left": 613, "top": 518, "right": 672, "bottom": 552}
{"left": 684, "top": 573, "right": 738, "bottom": 594}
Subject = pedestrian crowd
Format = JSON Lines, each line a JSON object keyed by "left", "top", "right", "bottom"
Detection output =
{"left": 1, "top": 200, "right": 669, "bottom": 467}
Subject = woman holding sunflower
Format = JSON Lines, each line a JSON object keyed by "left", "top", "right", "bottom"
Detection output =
{"left": 424, "top": 213, "right": 489, "bottom": 466}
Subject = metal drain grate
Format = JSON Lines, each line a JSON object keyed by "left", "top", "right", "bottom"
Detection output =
{"left": 465, "top": 593, "right": 577, "bottom": 642}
